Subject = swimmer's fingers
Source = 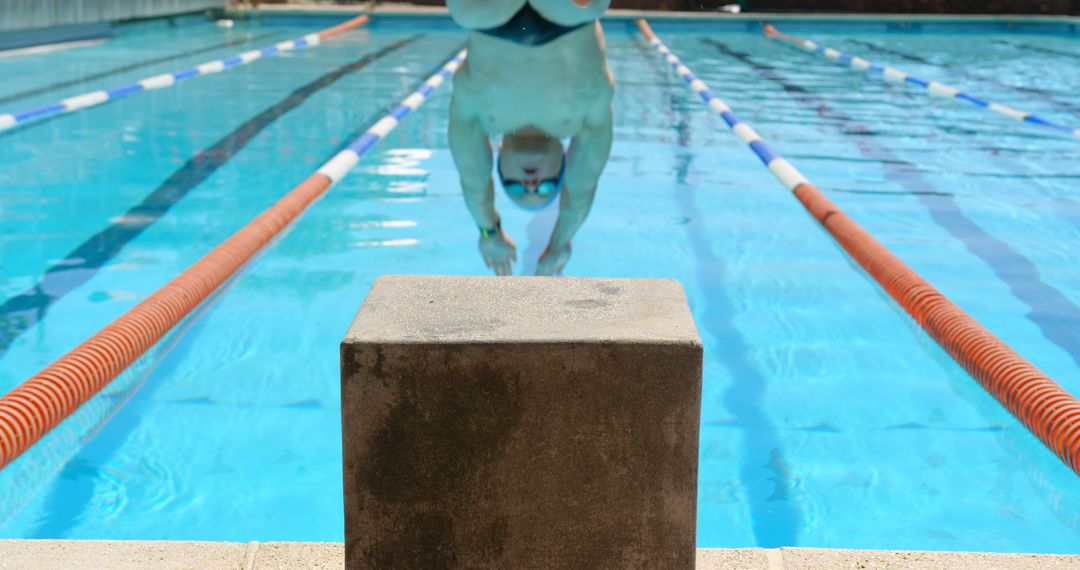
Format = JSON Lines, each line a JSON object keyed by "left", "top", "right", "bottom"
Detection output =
{"left": 482, "top": 251, "right": 510, "bottom": 275}
{"left": 479, "top": 232, "right": 515, "bottom": 275}
{"left": 534, "top": 255, "right": 554, "bottom": 276}
{"left": 495, "top": 258, "right": 513, "bottom": 276}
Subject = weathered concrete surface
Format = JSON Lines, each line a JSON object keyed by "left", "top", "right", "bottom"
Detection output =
{"left": 0, "top": 539, "right": 248, "bottom": 569}
{"left": 779, "top": 547, "right": 1080, "bottom": 569}
{"left": 2, "top": 542, "right": 1078, "bottom": 569}
{"left": 249, "top": 542, "right": 343, "bottom": 569}
{"left": 341, "top": 276, "right": 703, "bottom": 569}
{"left": 698, "top": 548, "right": 775, "bottom": 569}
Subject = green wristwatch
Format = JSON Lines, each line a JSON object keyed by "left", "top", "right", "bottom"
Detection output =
{"left": 479, "top": 219, "right": 501, "bottom": 239}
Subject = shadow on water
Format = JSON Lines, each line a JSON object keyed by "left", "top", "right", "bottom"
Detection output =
{"left": 701, "top": 37, "right": 1080, "bottom": 372}
{"left": 4, "top": 40, "right": 498, "bottom": 536}
{"left": 6, "top": 279, "right": 232, "bottom": 536}
{"left": 0, "top": 37, "right": 420, "bottom": 360}
{"left": 845, "top": 39, "right": 1080, "bottom": 116}
{"left": 699, "top": 36, "right": 1080, "bottom": 540}
{"left": 634, "top": 36, "right": 802, "bottom": 547}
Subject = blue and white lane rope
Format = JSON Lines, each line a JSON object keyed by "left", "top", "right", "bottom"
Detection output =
{"left": 0, "top": 48, "right": 467, "bottom": 472}
{"left": 0, "top": 14, "right": 370, "bottom": 133}
{"left": 636, "top": 19, "right": 1080, "bottom": 477}
{"left": 316, "top": 49, "right": 467, "bottom": 185}
{"left": 639, "top": 31, "right": 807, "bottom": 190}
{"left": 764, "top": 25, "right": 1080, "bottom": 140}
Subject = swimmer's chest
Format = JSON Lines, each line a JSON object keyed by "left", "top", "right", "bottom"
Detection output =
{"left": 459, "top": 27, "right": 612, "bottom": 136}
{"left": 459, "top": 62, "right": 611, "bottom": 137}
{"left": 475, "top": 85, "right": 588, "bottom": 137}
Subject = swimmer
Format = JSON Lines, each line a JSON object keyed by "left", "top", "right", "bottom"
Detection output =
{"left": 447, "top": 0, "right": 615, "bottom": 276}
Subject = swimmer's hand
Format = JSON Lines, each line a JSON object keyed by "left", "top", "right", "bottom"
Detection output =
{"left": 536, "top": 242, "right": 571, "bottom": 276}
{"left": 480, "top": 231, "right": 517, "bottom": 276}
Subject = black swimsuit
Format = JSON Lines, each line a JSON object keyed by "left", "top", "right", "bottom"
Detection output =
{"left": 478, "top": 3, "right": 587, "bottom": 47}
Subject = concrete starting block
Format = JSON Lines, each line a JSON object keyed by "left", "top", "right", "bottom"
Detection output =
{"left": 341, "top": 275, "right": 702, "bottom": 569}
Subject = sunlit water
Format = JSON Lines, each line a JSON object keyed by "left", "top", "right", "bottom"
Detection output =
{"left": 1, "top": 15, "right": 1079, "bottom": 552}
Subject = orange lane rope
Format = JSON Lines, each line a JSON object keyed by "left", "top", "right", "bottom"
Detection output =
{"left": 0, "top": 176, "right": 332, "bottom": 469}
{"left": 319, "top": 14, "right": 370, "bottom": 40}
{"left": 0, "top": 48, "right": 467, "bottom": 470}
{"left": 793, "top": 185, "right": 1080, "bottom": 475}
{"left": 638, "top": 19, "right": 1080, "bottom": 475}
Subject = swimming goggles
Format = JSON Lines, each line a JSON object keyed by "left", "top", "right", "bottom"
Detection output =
{"left": 498, "top": 155, "right": 566, "bottom": 198}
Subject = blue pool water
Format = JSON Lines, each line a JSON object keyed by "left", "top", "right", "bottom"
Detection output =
{"left": 1, "top": 14, "right": 1079, "bottom": 552}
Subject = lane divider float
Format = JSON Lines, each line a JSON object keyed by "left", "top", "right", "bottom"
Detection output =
{"left": 638, "top": 19, "right": 1080, "bottom": 475}
{"left": 0, "top": 14, "right": 371, "bottom": 132}
{"left": 0, "top": 48, "right": 468, "bottom": 470}
{"left": 0, "top": 31, "right": 287, "bottom": 107}
{"left": 763, "top": 24, "right": 1080, "bottom": 140}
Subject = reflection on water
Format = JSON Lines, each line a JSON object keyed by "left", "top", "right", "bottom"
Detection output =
{"left": 0, "top": 22, "right": 1078, "bottom": 551}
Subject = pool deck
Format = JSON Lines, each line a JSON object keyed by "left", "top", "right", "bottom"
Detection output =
{"left": 1, "top": 541, "right": 1078, "bottom": 569}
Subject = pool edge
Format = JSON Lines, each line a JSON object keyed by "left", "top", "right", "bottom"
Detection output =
{"left": 0, "top": 540, "right": 1077, "bottom": 569}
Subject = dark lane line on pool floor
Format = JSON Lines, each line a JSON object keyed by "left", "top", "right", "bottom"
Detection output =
{"left": 993, "top": 40, "right": 1080, "bottom": 63}
{"left": 18, "top": 273, "right": 289, "bottom": 537}
{"left": 0, "top": 31, "right": 286, "bottom": 107}
{"left": 845, "top": 39, "right": 1080, "bottom": 116}
{"left": 701, "top": 37, "right": 1080, "bottom": 371}
{"left": 633, "top": 37, "right": 801, "bottom": 548}
{"left": 0, "top": 35, "right": 421, "bottom": 359}
{"left": 10, "top": 281, "right": 228, "bottom": 535}
{"left": 10, "top": 52, "right": 466, "bottom": 534}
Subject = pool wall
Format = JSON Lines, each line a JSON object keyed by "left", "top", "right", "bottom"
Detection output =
{"left": 362, "top": 0, "right": 1078, "bottom": 15}
{"left": 239, "top": 5, "right": 1080, "bottom": 36}
{"left": 0, "top": 0, "right": 224, "bottom": 32}
{"left": 0, "top": 0, "right": 224, "bottom": 51}
{"left": 747, "top": 0, "right": 1077, "bottom": 15}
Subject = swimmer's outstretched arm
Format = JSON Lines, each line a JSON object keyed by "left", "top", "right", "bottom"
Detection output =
{"left": 536, "top": 103, "right": 613, "bottom": 276}
{"left": 449, "top": 93, "right": 518, "bottom": 276}
{"left": 446, "top": 0, "right": 526, "bottom": 29}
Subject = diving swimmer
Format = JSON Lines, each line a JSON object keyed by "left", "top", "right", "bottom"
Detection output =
{"left": 447, "top": 0, "right": 615, "bottom": 276}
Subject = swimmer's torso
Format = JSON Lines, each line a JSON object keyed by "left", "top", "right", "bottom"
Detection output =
{"left": 452, "top": 13, "right": 615, "bottom": 138}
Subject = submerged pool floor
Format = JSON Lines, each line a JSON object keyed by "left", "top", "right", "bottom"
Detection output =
{"left": 0, "top": 13, "right": 1079, "bottom": 552}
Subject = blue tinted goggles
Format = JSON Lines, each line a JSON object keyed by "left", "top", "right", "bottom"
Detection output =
{"left": 498, "top": 155, "right": 566, "bottom": 199}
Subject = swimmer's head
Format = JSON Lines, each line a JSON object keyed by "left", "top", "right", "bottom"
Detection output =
{"left": 497, "top": 129, "right": 564, "bottom": 210}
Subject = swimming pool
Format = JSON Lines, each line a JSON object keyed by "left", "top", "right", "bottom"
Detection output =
{"left": 1, "top": 11, "right": 1079, "bottom": 553}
